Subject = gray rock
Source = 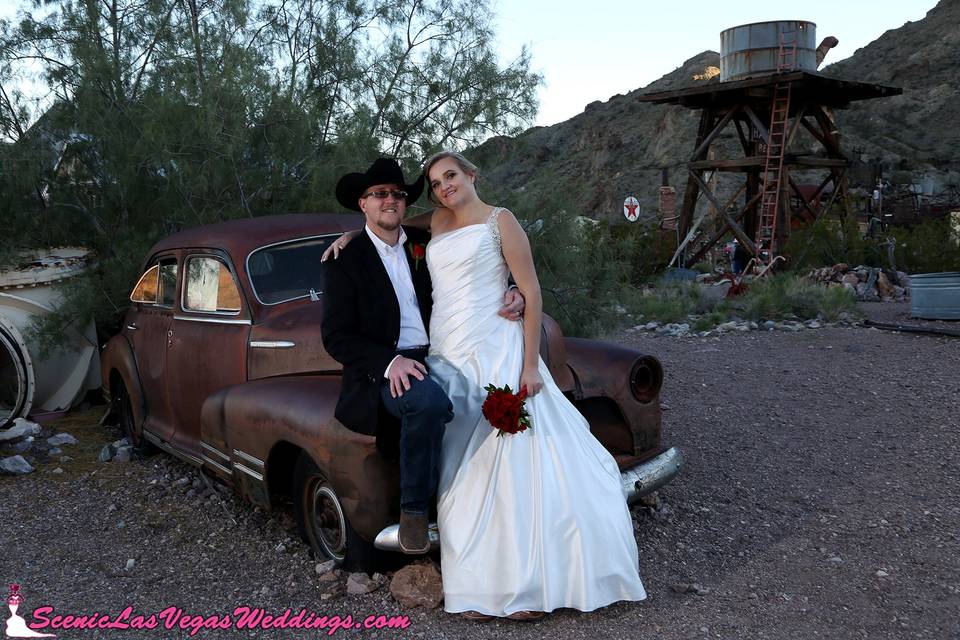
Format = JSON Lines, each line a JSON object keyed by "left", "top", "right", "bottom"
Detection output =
{"left": 47, "top": 432, "right": 79, "bottom": 447}
{"left": 59, "top": 456, "right": 73, "bottom": 463}
{"left": 389, "top": 563, "right": 443, "bottom": 608}
{"left": 875, "top": 569, "right": 889, "bottom": 578}
{"left": 125, "top": 559, "right": 136, "bottom": 571}
{"left": 805, "top": 320, "right": 822, "bottom": 329}
{"left": 0, "top": 420, "right": 41, "bottom": 443}
{"left": 318, "top": 570, "right": 341, "bottom": 583}
{"left": 47, "top": 447, "right": 62, "bottom": 455}
{"left": 763, "top": 320, "right": 776, "bottom": 330}
{"left": 346, "top": 572, "right": 379, "bottom": 595}
{"left": 113, "top": 447, "right": 132, "bottom": 463}
{"left": 315, "top": 560, "right": 338, "bottom": 575}
{"left": 0, "top": 455, "right": 34, "bottom": 475}
{"left": 51, "top": 467, "right": 64, "bottom": 474}
{"left": 98, "top": 444, "right": 117, "bottom": 462}
{"left": 643, "top": 321, "right": 660, "bottom": 330}
{"left": 8, "top": 437, "right": 34, "bottom": 455}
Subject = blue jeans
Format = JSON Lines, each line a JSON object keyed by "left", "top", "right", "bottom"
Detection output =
{"left": 379, "top": 347, "right": 453, "bottom": 515}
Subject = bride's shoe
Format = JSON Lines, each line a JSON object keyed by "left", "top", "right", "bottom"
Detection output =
{"left": 506, "top": 610, "right": 545, "bottom": 621}
{"left": 460, "top": 611, "right": 495, "bottom": 622}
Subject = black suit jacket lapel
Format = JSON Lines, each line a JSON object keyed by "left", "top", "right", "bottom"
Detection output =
{"left": 357, "top": 231, "right": 401, "bottom": 334}
{"left": 402, "top": 232, "right": 432, "bottom": 334}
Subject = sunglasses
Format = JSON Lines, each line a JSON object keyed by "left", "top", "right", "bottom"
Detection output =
{"left": 361, "top": 189, "right": 408, "bottom": 200}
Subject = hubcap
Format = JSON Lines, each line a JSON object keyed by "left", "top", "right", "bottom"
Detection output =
{"left": 310, "top": 482, "right": 347, "bottom": 561}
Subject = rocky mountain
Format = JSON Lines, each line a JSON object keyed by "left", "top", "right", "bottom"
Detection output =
{"left": 473, "top": 0, "right": 959, "bottom": 224}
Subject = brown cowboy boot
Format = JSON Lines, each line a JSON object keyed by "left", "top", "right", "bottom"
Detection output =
{"left": 398, "top": 511, "right": 429, "bottom": 554}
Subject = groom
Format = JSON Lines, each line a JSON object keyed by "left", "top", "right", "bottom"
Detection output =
{"left": 322, "top": 158, "right": 524, "bottom": 554}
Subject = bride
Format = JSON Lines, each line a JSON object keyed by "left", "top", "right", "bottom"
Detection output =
{"left": 418, "top": 151, "right": 646, "bottom": 620}
{"left": 325, "top": 152, "right": 647, "bottom": 620}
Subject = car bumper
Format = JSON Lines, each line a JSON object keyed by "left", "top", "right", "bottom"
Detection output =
{"left": 373, "top": 446, "right": 683, "bottom": 552}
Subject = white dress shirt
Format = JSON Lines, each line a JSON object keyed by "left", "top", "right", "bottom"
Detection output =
{"left": 365, "top": 226, "right": 430, "bottom": 377}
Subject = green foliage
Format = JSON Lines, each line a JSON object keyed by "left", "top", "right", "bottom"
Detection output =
{"left": 888, "top": 218, "right": 960, "bottom": 274}
{"left": 634, "top": 282, "right": 701, "bottom": 324}
{"left": 782, "top": 208, "right": 868, "bottom": 270}
{"left": 740, "top": 274, "right": 859, "bottom": 322}
{"left": 0, "top": 0, "right": 541, "bottom": 348}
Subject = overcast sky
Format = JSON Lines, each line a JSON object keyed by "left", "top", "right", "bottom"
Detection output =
{"left": 0, "top": 0, "right": 939, "bottom": 129}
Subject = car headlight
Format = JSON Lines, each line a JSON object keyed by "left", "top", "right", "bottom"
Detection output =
{"left": 629, "top": 356, "right": 663, "bottom": 404}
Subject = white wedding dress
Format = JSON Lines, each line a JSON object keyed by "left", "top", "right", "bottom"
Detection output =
{"left": 426, "top": 208, "right": 647, "bottom": 616}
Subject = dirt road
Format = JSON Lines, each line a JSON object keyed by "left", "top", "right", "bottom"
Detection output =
{"left": 2, "top": 302, "right": 957, "bottom": 639}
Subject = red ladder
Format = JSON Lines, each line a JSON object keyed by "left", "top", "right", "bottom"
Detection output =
{"left": 754, "top": 28, "right": 798, "bottom": 266}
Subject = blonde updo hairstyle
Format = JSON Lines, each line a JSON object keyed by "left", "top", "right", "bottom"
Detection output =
{"left": 423, "top": 151, "right": 478, "bottom": 204}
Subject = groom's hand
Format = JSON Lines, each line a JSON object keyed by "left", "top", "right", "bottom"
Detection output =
{"left": 498, "top": 287, "right": 525, "bottom": 321}
{"left": 386, "top": 356, "right": 428, "bottom": 398}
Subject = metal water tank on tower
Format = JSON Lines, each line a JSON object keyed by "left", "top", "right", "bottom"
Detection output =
{"left": 720, "top": 21, "right": 818, "bottom": 81}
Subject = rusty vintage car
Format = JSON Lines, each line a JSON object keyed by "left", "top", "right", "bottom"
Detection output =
{"left": 100, "top": 213, "right": 682, "bottom": 570}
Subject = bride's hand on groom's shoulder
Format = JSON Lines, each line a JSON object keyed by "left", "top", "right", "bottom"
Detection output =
{"left": 322, "top": 230, "right": 360, "bottom": 262}
{"left": 520, "top": 367, "right": 544, "bottom": 397}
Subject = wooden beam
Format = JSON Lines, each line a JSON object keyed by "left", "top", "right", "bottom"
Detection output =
{"left": 688, "top": 107, "right": 739, "bottom": 162}
{"left": 743, "top": 105, "right": 769, "bottom": 145}
{"left": 689, "top": 170, "right": 757, "bottom": 255}
{"left": 684, "top": 190, "right": 764, "bottom": 266}
{"left": 690, "top": 157, "right": 765, "bottom": 171}
{"left": 785, "top": 156, "right": 849, "bottom": 168}
{"left": 733, "top": 117, "right": 751, "bottom": 154}
{"left": 783, "top": 102, "right": 807, "bottom": 151}
{"left": 786, "top": 174, "right": 821, "bottom": 223}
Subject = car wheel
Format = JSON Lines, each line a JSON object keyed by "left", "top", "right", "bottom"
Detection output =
{"left": 115, "top": 378, "right": 155, "bottom": 455}
{"left": 293, "top": 453, "right": 379, "bottom": 572}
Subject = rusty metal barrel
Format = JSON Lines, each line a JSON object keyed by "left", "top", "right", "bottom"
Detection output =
{"left": 720, "top": 21, "right": 818, "bottom": 82}
{"left": 910, "top": 272, "right": 960, "bottom": 320}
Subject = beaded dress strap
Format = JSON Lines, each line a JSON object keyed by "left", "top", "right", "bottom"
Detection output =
{"left": 486, "top": 207, "right": 504, "bottom": 251}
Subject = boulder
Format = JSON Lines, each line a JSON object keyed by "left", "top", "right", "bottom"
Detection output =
{"left": 346, "top": 572, "right": 380, "bottom": 595}
{"left": 389, "top": 563, "right": 443, "bottom": 608}
{"left": 0, "top": 455, "right": 35, "bottom": 475}
{"left": 876, "top": 272, "right": 896, "bottom": 299}
{"left": 841, "top": 273, "right": 860, "bottom": 287}
{"left": 47, "top": 433, "right": 79, "bottom": 447}
{"left": 0, "top": 420, "right": 41, "bottom": 443}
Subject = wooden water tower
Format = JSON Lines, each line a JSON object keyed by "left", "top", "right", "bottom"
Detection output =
{"left": 639, "top": 21, "right": 901, "bottom": 268}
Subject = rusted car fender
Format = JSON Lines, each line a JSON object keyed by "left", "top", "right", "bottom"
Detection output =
{"left": 563, "top": 338, "right": 664, "bottom": 457}
{"left": 100, "top": 334, "right": 147, "bottom": 430}
{"left": 200, "top": 376, "right": 399, "bottom": 542}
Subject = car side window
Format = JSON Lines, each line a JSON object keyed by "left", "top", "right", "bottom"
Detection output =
{"left": 183, "top": 256, "right": 242, "bottom": 314}
{"left": 158, "top": 258, "right": 178, "bottom": 307}
{"left": 130, "top": 265, "right": 159, "bottom": 303}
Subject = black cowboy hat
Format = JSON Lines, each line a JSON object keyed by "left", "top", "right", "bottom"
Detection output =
{"left": 335, "top": 158, "right": 425, "bottom": 212}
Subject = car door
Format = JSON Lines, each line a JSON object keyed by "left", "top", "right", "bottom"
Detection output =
{"left": 165, "top": 251, "right": 250, "bottom": 459}
{"left": 127, "top": 254, "right": 179, "bottom": 444}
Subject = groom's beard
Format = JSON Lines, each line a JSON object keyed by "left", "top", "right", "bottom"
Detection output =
{"left": 375, "top": 218, "right": 401, "bottom": 232}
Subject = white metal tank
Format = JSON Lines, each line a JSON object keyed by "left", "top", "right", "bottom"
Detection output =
{"left": 720, "top": 21, "right": 818, "bottom": 81}
{"left": 0, "top": 248, "right": 101, "bottom": 428}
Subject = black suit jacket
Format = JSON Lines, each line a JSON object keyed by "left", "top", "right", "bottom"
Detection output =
{"left": 321, "top": 226, "right": 433, "bottom": 435}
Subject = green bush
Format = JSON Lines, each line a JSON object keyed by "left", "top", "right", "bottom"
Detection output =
{"left": 740, "top": 274, "right": 859, "bottom": 322}
{"left": 888, "top": 218, "right": 960, "bottom": 274}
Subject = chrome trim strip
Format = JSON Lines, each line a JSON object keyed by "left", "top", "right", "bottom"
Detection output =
{"left": 234, "top": 463, "right": 264, "bottom": 482}
{"left": 233, "top": 449, "right": 264, "bottom": 468}
{"left": 246, "top": 233, "right": 341, "bottom": 306}
{"left": 143, "top": 429, "right": 204, "bottom": 466}
{"left": 249, "top": 340, "right": 296, "bottom": 349}
{"left": 202, "top": 455, "right": 233, "bottom": 475}
{"left": 201, "top": 441, "right": 230, "bottom": 460}
{"left": 173, "top": 315, "right": 251, "bottom": 326}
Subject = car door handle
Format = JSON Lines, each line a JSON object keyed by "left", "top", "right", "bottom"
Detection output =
{"left": 249, "top": 340, "right": 296, "bottom": 349}
{"left": 127, "top": 322, "right": 138, "bottom": 330}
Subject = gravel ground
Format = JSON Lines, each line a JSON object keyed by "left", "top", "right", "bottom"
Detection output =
{"left": 2, "top": 301, "right": 958, "bottom": 640}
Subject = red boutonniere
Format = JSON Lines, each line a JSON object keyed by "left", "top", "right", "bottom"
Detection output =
{"left": 481, "top": 384, "right": 532, "bottom": 437}
{"left": 407, "top": 242, "right": 427, "bottom": 270}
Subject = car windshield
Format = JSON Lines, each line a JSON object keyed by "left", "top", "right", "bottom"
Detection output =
{"left": 247, "top": 236, "right": 335, "bottom": 305}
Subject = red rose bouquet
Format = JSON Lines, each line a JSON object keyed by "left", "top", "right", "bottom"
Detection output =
{"left": 481, "top": 384, "right": 532, "bottom": 437}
